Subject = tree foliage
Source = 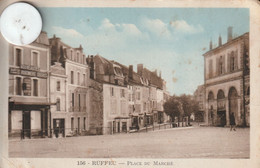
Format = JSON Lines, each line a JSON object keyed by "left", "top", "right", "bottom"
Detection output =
{"left": 164, "top": 94, "right": 200, "bottom": 121}
{"left": 163, "top": 96, "right": 182, "bottom": 121}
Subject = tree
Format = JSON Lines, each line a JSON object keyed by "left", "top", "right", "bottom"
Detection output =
{"left": 163, "top": 96, "right": 182, "bottom": 125}
{"left": 177, "top": 94, "right": 199, "bottom": 126}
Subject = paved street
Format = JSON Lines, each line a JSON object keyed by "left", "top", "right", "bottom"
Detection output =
{"left": 9, "top": 126, "right": 249, "bottom": 158}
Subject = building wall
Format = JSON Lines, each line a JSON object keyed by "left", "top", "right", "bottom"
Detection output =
{"left": 65, "top": 60, "right": 88, "bottom": 133}
{"left": 103, "top": 84, "right": 130, "bottom": 135}
{"left": 88, "top": 79, "right": 103, "bottom": 134}
{"left": 204, "top": 33, "right": 249, "bottom": 127}
{"left": 9, "top": 33, "right": 50, "bottom": 136}
{"left": 50, "top": 63, "right": 67, "bottom": 136}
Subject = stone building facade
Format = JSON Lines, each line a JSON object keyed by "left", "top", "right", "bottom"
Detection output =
{"left": 203, "top": 27, "right": 249, "bottom": 127}
{"left": 8, "top": 32, "right": 51, "bottom": 138}
{"left": 50, "top": 62, "right": 67, "bottom": 137}
{"left": 193, "top": 85, "right": 205, "bottom": 122}
{"left": 49, "top": 35, "right": 89, "bottom": 135}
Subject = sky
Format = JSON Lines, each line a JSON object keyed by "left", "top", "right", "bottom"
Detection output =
{"left": 39, "top": 8, "right": 249, "bottom": 95}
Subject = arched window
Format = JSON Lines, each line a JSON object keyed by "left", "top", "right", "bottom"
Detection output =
{"left": 217, "top": 90, "right": 225, "bottom": 99}
{"left": 228, "top": 87, "right": 238, "bottom": 99}
{"left": 56, "top": 98, "right": 61, "bottom": 111}
{"left": 208, "top": 91, "right": 214, "bottom": 101}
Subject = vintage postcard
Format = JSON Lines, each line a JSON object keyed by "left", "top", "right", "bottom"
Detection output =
{"left": 0, "top": 0, "right": 260, "bottom": 168}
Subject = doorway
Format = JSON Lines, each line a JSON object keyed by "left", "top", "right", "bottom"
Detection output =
{"left": 53, "top": 119, "right": 65, "bottom": 137}
{"left": 228, "top": 87, "right": 238, "bottom": 124}
{"left": 117, "top": 122, "right": 120, "bottom": 133}
{"left": 22, "top": 111, "right": 31, "bottom": 138}
{"left": 217, "top": 111, "right": 226, "bottom": 127}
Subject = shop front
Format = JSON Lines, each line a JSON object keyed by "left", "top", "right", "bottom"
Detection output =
{"left": 8, "top": 101, "right": 52, "bottom": 139}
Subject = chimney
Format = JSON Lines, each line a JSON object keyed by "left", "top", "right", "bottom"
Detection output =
{"left": 137, "top": 64, "right": 143, "bottom": 76}
{"left": 90, "top": 55, "right": 95, "bottom": 79}
{"left": 129, "top": 65, "right": 133, "bottom": 79}
{"left": 227, "top": 26, "right": 233, "bottom": 42}
{"left": 209, "top": 40, "right": 212, "bottom": 50}
{"left": 218, "top": 35, "right": 222, "bottom": 46}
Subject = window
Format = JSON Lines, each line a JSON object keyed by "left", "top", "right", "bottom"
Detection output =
{"left": 83, "top": 117, "right": 86, "bottom": 130}
{"left": 56, "top": 98, "right": 60, "bottom": 111}
{"left": 121, "top": 89, "right": 125, "bottom": 98}
{"left": 72, "top": 93, "right": 74, "bottom": 107}
{"left": 137, "top": 92, "right": 141, "bottom": 100}
{"left": 83, "top": 74, "right": 86, "bottom": 86}
{"left": 111, "top": 87, "right": 114, "bottom": 96}
{"left": 71, "top": 118, "right": 74, "bottom": 131}
{"left": 128, "top": 93, "right": 131, "bottom": 101}
{"left": 15, "top": 48, "right": 22, "bottom": 66}
{"left": 33, "top": 79, "right": 38, "bottom": 96}
{"left": 78, "top": 94, "right": 81, "bottom": 109}
{"left": 16, "top": 77, "right": 22, "bottom": 95}
{"left": 143, "top": 102, "right": 146, "bottom": 111}
{"left": 77, "top": 72, "right": 80, "bottom": 85}
{"left": 230, "top": 54, "right": 235, "bottom": 72}
{"left": 32, "top": 52, "right": 38, "bottom": 67}
{"left": 77, "top": 53, "right": 79, "bottom": 62}
{"left": 219, "top": 56, "right": 223, "bottom": 75}
{"left": 78, "top": 117, "right": 80, "bottom": 130}
{"left": 70, "top": 50, "right": 73, "bottom": 60}
{"left": 208, "top": 59, "right": 213, "bottom": 78}
{"left": 57, "top": 81, "right": 60, "bottom": 91}
{"left": 71, "top": 71, "right": 74, "bottom": 84}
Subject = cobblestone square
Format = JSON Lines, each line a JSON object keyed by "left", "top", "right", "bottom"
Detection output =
{"left": 9, "top": 126, "right": 249, "bottom": 158}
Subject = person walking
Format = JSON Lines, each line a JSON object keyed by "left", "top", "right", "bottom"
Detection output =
{"left": 230, "top": 112, "right": 236, "bottom": 131}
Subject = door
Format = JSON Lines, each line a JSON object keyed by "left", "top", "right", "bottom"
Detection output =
{"left": 122, "top": 122, "right": 127, "bottom": 133}
{"left": 53, "top": 119, "right": 65, "bottom": 137}
{"left": 22, "top": 111, "right": 31, "bottom": 138}
{"left": 117, "top": 122, "right": 120, "bottom": 133}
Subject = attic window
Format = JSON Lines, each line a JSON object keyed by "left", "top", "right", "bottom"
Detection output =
{"left": 114, "top": 67, "right": 123, "bottom": 76}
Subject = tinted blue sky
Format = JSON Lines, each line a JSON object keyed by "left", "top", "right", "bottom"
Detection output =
{"left": 39, "top": 8, "right": 249, "bottom": 95}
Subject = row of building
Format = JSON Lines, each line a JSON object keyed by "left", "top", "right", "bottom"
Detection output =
{"left": 194, "top": 27, "right": 250, "bottom": 127}
{"left": 8, "top": 32, "right": 170, "bottom": 138}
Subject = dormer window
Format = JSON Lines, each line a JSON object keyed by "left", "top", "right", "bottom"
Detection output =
{"left": 114, "top": 66, "right": 123, "bottom": 77}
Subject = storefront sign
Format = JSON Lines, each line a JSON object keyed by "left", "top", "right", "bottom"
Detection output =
{"left": 9, "top": 68, "right": 20, "bottom": 74}
{"left": 21, "top": 64, "right": 40, "bottom": 71}
{"left": 9, "top": 67, "right": 47, "bottom": 79}
{"left": 21, "top": 70, "right": 37, "bottom": 77}
{"left": 23, "top": 78, "right": 31, "bottom": 96}
{"left": 37, "top": 72, "right": 48, "bottom": 78}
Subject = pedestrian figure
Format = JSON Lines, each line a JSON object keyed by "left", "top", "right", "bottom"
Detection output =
{"left": 230, "top": 112, "right": 236, "bottom": 131}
